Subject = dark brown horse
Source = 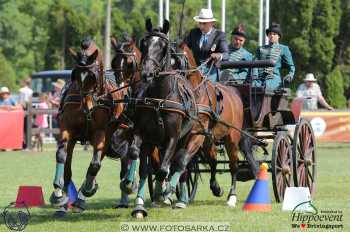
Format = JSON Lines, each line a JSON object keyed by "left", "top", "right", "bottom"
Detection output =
{"left": 110, "top": 34, "right": 144, "bottom": 208}
{"left": 49, "top": 38, "right": 125, "bottom": 216}
{"left": 125, "top": 19, "right": 201, "bottom": 218}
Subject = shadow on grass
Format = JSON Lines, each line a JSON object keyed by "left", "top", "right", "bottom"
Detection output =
{"left": 21, "top": 198, "right": 128, "bottom": 225}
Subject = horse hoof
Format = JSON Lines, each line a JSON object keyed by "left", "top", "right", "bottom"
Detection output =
{"left": 131, "top": 205, "right": 148, "bottom": 218}
{"left": 50, "top": 191, "right": 69, "bottom": 208}
{"left": 151, "top": 202, "right": 160, "bottom": 208}
{"left": 210, "top": 184, "right": 224, "bottom": 197}
{"left": 135, "top": 212, "right": 144, "bottom": 219}
{"left": 81, "top": 183, "right": 99, "bottom": 197}
{"left": 227, "top": 195, "right": 237, "bottom": 207}
{"left": 120, "top": 180, "right": 133, "bottom": 195}
{"left": 114, "top": 203, "right": 129, "bottom": 209}
{"left": 175, "top": 201, "right": 187, "bottom": 209}
{"left": 72, "top": 198, "right": 86, "bottom": 213}
{"left": 163, "top": 197, "right": 173, "bottom": 206}
{"left": 53, "top": 206, "right": 68, "bottom": 218}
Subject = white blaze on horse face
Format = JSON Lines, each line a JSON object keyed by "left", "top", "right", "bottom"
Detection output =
{"left": 81, "top": 71, "right": 88, "bottom": 82}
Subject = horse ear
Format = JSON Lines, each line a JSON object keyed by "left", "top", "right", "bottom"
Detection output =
{"left": 162, "top": 19, "right": 170, "bottom": 34}
{"left": 111, "top": 36, "right": 118, "bottom": 50}
{"left": 68, "top": 47, "right": 79, "bottom": 62}
{"left": 145, "top": 18, "right": 152, "bottom": 32}
{"left": 88, "top": 49, "right": 99, "bottom": 64}
{"left": 131, "top": 34, "right": 136, "bottom": 44}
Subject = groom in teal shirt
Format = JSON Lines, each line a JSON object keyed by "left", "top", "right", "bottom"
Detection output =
{"left": 255, "top": 23, "right": 295, "bottom": 90}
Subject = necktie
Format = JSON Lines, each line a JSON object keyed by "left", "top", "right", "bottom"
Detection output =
{"left": 201, "top": 34, "right": 208, "bottom": 49}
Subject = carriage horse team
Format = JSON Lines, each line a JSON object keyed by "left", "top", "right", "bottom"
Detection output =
{"left": 48, "top": 8, "right": 310, "bottom": 219}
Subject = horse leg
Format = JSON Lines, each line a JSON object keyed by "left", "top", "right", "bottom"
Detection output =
{"left": 73, "top": 131, "right": 105, "bottom": 212}
{"left": 153, "top": 137, "right": 178, "bottom": 204}
{"left": 166, "top": 134, "right": 205, "bottom": 208}
{"left": 132, "top": 144, "right": 154, "bottom": 219}
{"left": 116, "top": 157, "right": 138, "bottom": 208}
{"left": 120, "top": 158, "right": 139, "bottom": 195}
{"left": 239, "top": 135, "right": 258, "bottom": 177}
{"left": 50, "top": 130, "right": 72, "bottom": 208}
{"left": 207, "top": 143, "right": 224, "bottom": 197}
{"left": 225, "top": 137, "right": 240, "bottom": 207}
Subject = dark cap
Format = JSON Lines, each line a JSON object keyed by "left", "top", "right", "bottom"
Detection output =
{"left": 266, "top": 23, "right": 282, "bottom": 37}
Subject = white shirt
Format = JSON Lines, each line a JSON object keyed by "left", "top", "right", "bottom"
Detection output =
{"left": 199, "top": 28, "right": 213, "bottom": 49}
{"left": 296, "top": 83, "right": 322, "bottom": 110}
{"left": 18, "top": 86, "right": 33, "bottom": 106}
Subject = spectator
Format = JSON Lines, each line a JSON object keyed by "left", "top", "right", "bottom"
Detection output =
{"left": 0, "top": 87, "right": 21, "bottom": 110}
{"left": 33, "top": 93, "right": 49, "bottom": 151}
{"left": 49, "top": 79, "right": 65, "bottom": 143}
{"left": 296, "top": 73, "right": 334, "bottom": 111}
{"left": 18, "top": 78, "right": 33, "bottom": 109}
{"left": 18, "top": 78, "right": 33, "bottom": 149}
{"left": 49, "top": 79, "right": 65, "bottom": 108}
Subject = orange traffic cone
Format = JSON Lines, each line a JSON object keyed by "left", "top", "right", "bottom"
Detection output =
{"left": 15, "top": 186, "right": 45, "bottom": 208}
{"left": 242, "top": 163, "right": 272, "bottom": 211}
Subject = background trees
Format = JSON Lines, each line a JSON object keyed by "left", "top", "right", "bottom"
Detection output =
{"left": 0, "top": 0, "right": 349, "bottom": 107}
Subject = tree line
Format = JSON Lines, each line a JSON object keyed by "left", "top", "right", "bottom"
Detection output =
{"left": 0, "top": 0, "right": 349, "bottom": 107}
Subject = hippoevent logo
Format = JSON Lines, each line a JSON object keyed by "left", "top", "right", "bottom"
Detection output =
{"left": 291, "top": 201, "right": 343, "bottom": 230}
{"left": 1, "top": 202, "right": 30, "bottom": 231}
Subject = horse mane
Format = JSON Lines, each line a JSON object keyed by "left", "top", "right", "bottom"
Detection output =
{"left": 179, "top": 42, "right": 202, "bottom": 88}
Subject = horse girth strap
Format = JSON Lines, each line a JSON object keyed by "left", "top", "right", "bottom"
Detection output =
{"left": 114, "top": 97, "right": 188, "bottom": 117}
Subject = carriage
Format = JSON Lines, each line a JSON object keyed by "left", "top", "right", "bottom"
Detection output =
{"left": 148, "top": 60, "right": 317, "bottom": 204}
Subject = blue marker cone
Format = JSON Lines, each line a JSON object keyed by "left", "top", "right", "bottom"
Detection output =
{"left": 243, "top": 163, "right": 272, "bottom": 211}
{"left": 67, "top": 181, "right": 78, "bottom": 208}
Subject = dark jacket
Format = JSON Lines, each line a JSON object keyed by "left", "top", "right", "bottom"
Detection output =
{"left": 184, "top": 28, "right": 229, "bottom": 65}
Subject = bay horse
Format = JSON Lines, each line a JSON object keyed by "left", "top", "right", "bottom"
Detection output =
{"left": 49, "top": 38, "right": 125, "bottom": 216}
{"left": 169, "top": 42, "right": 246, "bottom": 208}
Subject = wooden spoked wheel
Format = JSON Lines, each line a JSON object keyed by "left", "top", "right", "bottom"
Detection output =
{"left": 272, "top": 133, "right": 293, "bottom": 202}
{"left": 292, "top": 118, "right": 317, "bottom": 195}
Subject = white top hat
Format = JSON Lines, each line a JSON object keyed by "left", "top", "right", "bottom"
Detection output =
{"left": 0, "top": 86, "right": 10, "bottom": 94}
{"left": 193, "top": 9, "right": 216, "bottom": 22}
{"left": 304, "top": 73, "right": 317, "bottom": 82}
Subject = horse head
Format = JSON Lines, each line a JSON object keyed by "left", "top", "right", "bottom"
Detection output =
{"left": 140, "top": 18, "right": 170, "bottom": 82}
{"left": 111, "top": 33, "right": 141, "bottom": 85}
{"left": 69, "top": 37, "right": 104, "bottom": 111}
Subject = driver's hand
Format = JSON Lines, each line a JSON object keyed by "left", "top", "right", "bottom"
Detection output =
{"left": 210, "top": 53, "right": 222, "bottom": 62}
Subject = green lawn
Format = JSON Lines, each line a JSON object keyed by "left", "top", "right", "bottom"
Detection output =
{"left": 0, "top": 143, "right": 349, "bottom": 232}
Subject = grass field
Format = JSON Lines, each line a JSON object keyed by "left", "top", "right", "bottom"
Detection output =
{"left": 0, "top": 143, "right": 349, "bottom": 232}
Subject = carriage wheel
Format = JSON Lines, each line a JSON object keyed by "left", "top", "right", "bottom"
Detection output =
{"left": 292, "top": 118, "right": 317, "bottom": 195}
{"left": 176, "top": 157, "right": 199, "bottom": 203}
{"left": 271, "top": 133, "right": 293, "bottom": 202}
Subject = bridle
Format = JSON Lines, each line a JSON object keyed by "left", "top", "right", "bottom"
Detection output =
{"left": 140, "top": 31, "right": 171, "bottom": 79}
{"left": 113, "top": 42, "right": 138, "bottom": 83}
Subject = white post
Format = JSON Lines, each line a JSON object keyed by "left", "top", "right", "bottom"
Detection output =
{"left": 259, "top": 0, "right": 263, "bottom": 46}
{"left": 265, "top": 0, "right": 270, "bottom": 45}
{"left": 159, "top": 0, "right": 164, "bottom": 26}
{"left": 104, "top": 0, "right": 111, "bottom": 69}
{"left": 221, "top": 0, "right": 226, "bottom": 32}
{"left": 165, "top": 0, "right": 169, "bottom": 21}
{"left": 208, "top": 0, "right": 212, "bottom": 9}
